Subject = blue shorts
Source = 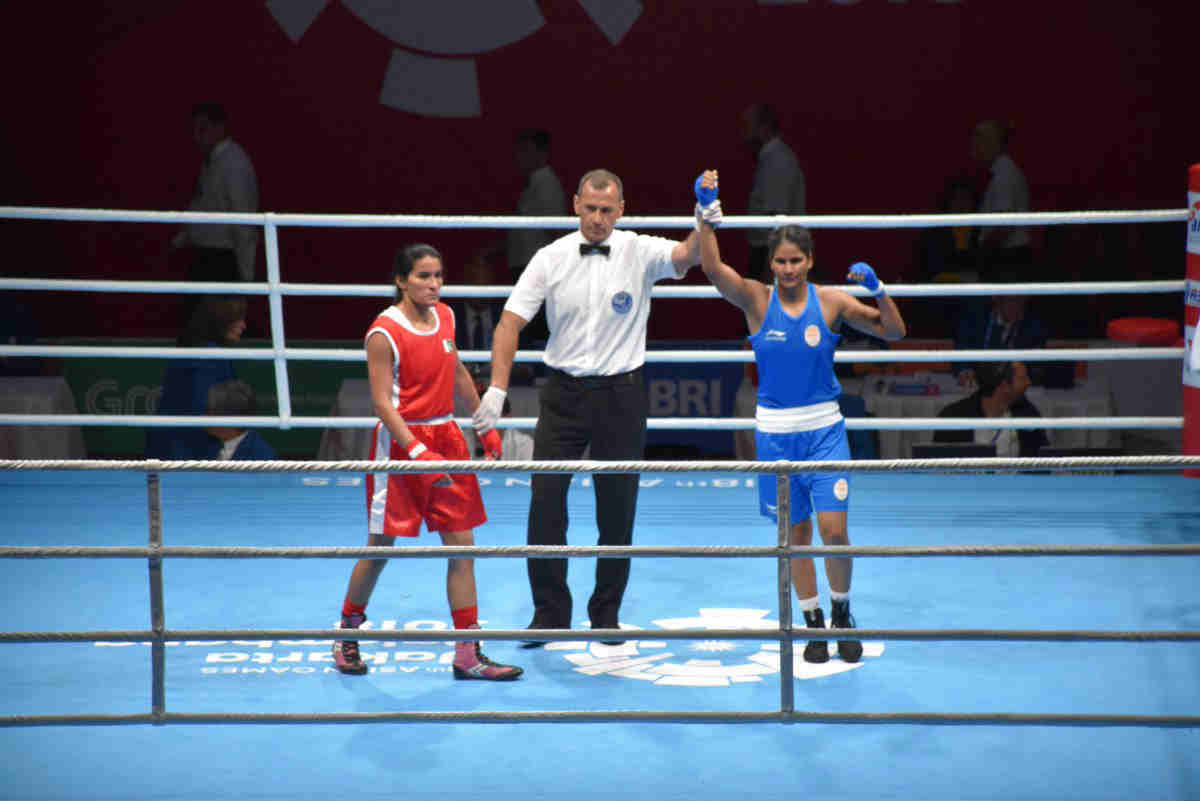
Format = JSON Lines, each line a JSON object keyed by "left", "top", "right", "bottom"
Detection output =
{"left": 756, "top": 421, "right": 851, "bottom": 523}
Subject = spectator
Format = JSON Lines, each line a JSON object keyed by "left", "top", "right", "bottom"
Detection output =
{"left": 171, "top": 103, "right": 259, "bottom": 284}
{"left": 452, "top": 250, "right": 504, "bottom": 354}
{"left": 146, "top": 295, "right": 247, "bottom": 459}
{"left": 203, "top": 379, "right": 277, "bottom": 460}
{"left": 950, "top": 282, "right": 1054, "bottom": 388}
{"left": 505, "top": 128, "right": 567, "bottom": 347}
{"left": 743, "top": 103, "right": 806, "bottom": 283}
{"left": 933, "top": 361, "right": 1048, "bottom": 457}
{"left": 970, "top": 119, "right": 1032, "bottom": 282}
{"left": 915, "top": 176, "right": 982, "bottom": 284}
{"left": 913, "top": 176, "right": 981, "bottom": 336}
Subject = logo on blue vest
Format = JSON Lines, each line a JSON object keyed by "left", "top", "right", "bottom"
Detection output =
{"left": 612, "top": 291, "right": 632, "bottom": 314}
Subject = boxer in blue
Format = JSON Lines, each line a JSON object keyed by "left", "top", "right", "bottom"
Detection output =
{"left": 693, "top": 170, "right": 907, "bottom": 663}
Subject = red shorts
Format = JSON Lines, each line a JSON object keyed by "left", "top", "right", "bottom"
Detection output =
{"left": 365, "top": 420, "right": 487, "bottom": 537}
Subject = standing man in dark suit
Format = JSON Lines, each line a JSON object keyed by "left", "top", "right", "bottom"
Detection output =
{"left": 473, "top": 169, "right": 700, "bottom": 645}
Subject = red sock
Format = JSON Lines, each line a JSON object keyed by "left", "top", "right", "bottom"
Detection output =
{"left": 342, "top": 599, "right": 367, "bottom": 618}
{"left": 451, "top": 605, "right": 478, "bottom": 630}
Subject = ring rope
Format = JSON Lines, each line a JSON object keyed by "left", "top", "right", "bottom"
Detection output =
{"left": 3, "top": 628, "right": 1198, "bottom": 644}
{"left": 4, "top": 711, "right": 1197, "bottom": 728}
{"left": 0, "top": 416, "right": 1184, "bottom": 433}
{"left": 3, "top": 544, "right": 1199, "bottom": 559}
{"left": 0, "top": 205, "right": 1187, "bottom": 228}
{"left": 0, "top": 277, "right": 1184, "bottom": 298}
{"left": 0, "top": 344, "right": 1183, "bottom": 364}
{"left": 3, "top": 456, "right": 1197, "bottom": 473}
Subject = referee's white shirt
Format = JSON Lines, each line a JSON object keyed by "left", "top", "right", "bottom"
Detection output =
{"left": 504, "top": 229, "right": 680, "bottom": 377}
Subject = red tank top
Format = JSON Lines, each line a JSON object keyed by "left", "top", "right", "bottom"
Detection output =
{"left": 365, "top": 304, "right": 458, "bottom": 421}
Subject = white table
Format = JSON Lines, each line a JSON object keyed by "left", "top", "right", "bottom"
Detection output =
{"left": 860, "top": 372, "right": 1119, "bottom": 459}
{"left": 317, "top": 378, "right": 539, "bottom": 461}
{"left": 0, "top": 376, "right": 88, "bottom": 458}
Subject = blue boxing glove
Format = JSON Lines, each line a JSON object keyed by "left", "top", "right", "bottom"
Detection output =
{"left": 693, "top": 172, "right": 721, "bottom": 229}
{"left": 847, "top": 261, "right": 885, "bottom": 296}
{"left": 694, "top": 174, "right": 719, "bottom": 206}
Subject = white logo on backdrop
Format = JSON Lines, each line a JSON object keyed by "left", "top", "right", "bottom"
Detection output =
{"left": 265, "top": 0, "right": 643, "bottom": 117}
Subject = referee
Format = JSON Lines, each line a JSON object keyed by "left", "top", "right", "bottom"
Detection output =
{"left": 473, "top": 169, "right": 700, "bottom": 645}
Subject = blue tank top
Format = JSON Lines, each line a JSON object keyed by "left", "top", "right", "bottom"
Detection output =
{"left": 750, "top": 285, "right": 842, "bottom": 409}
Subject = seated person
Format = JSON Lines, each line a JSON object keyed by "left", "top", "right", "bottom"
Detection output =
{"left": 951, "top": 286, "right": 1068, "bottom": 388}
{"left": 933, "top": 361, "right": 1048, "bottom": 457}
{"left": 146, "top": 295, "right": 246, "bottom": 458}
{"left": 204, "top": 379, "right": 277, "bottom": 460}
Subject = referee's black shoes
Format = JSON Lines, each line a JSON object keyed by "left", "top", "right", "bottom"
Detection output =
{"left": 520, "top": 614, "right": 568, "bottom": 649}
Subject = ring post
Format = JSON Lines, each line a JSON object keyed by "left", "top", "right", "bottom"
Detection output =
{"left": 1184, "top": 165, "right": 1200, "bottom": 477}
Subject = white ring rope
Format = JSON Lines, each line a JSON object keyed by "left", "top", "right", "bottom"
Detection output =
{"left": 0, "top": 415, "right": 1181, "bottom": 432}
{"left": 0, "top": 344, "right": 1184, "bottom": 363}
{"left": 0, "top": 277, "right": 1184, "bottom": 298}
{"left": 0, "top": 206, "right": 1188, "bottom": 228}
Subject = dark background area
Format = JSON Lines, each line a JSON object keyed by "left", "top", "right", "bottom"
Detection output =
{"left": 0, "top": 1, "right": 1192, "bottom": 344}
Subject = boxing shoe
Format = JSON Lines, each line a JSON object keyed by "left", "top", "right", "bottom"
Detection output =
{"left": 802, "top": 608, "right": 829, "bottom": 664}
{"left": 333, "top": 612, "right": 368, "bottom": 675}
{"left": 452, "top": 641, "right": 523, "bottom": 681}
{"left": 831, "top": 599, "right": 863, "bottom": 663}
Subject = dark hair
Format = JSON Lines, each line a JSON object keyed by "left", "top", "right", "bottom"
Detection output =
{"left": 192, "top": 103, "right": 228, "bottom": 126}
{"left": 750, "top": 103, "right": 779, "bottom": 133}
{"left": 393, "top": 243, "right": 442, "bottom": 301}
{"left": 516, "top": 128, "right": 551, "bottom": 153}
{"left": 577, "top": 169, "right": 624, "bottom": 200}
{"left": 179, "top": 296, "right": 247, "bottom": 346}
{"left": 207, "top": 379, "right": 257, "bottom": 416}
{"left": 974, "top": 362, "right": 1015, "bottom": 396}
{"left": 767, "top": 225, "right": 814, "bottom": 260}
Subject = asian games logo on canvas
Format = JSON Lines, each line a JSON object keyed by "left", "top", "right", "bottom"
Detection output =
{"left": 96, "top": 608, "right": 882, "bottom": 683}
{"left": 547, "top": 608, "right": 883, "bottom": 685}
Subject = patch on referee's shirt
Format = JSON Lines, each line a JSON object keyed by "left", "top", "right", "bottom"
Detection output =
{"left": 443, "top": 338, "right": 454, "bottom": 353}
{"left": 611, "top": 291, "right": 632, "bottom": 314}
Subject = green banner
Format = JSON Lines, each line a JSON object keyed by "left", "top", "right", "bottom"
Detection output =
{"left": 58, "top": 339, "right": 366, "bottom": 458}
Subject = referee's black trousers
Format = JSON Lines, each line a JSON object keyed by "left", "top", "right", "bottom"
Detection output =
{"left": 527, "top": 367, "right": 647, "bottom": 628}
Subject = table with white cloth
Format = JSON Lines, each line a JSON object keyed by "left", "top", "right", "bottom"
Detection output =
{"left": 859, "top": 372, "right": 1119, "bottom": 460}
{"left": 0, "top": 376, "right": 88, "bottom": 458}
{"left": 317, "top": 378, "right": 539, "bottom": 461}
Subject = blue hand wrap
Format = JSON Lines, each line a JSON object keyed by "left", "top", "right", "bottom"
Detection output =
{"left": 848, "top": 261, "right": 883, "bottom": 295}
{"left": 694, "top": 174, "right": 718, "bottom": 206}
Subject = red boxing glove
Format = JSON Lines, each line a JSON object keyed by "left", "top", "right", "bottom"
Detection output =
{"left": 406, "top": 441, "right": 452, "bottom": 487}
{"left": 479, "top": 428, "right": 502, "bottom": 461}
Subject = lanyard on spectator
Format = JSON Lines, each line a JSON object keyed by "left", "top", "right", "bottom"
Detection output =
{"left": 983, "top": 314, "right": 1016, "bottom": 349}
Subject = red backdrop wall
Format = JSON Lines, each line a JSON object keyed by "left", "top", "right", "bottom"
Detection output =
{"left": 0, "top": 2, "right": 1191, "bottom": 341}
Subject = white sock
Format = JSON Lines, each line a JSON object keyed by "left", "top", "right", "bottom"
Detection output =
{"left": 799, "top": 595, "right": 820, "bottom": 612}
{"left": 830, "top": 590, "right": 850, "bottom": 603}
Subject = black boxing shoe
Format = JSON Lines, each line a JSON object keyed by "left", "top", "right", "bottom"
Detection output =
{"left": 802, "top": 608, "right": 829, "bottom": 664}
{"left": 831, "top": 599, "right": 863, "bottom": 663}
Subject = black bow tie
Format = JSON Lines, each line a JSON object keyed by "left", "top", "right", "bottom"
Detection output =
{"left": 580, "top": 243, "right": 610, "bottom": 257}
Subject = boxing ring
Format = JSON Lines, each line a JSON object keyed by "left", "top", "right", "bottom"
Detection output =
{"left": 2, "top": 190, "right": 1200, "bottom": 799}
